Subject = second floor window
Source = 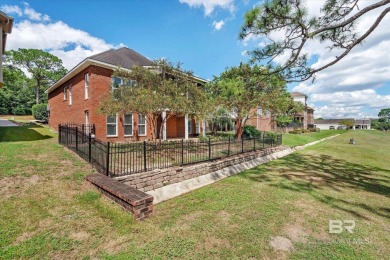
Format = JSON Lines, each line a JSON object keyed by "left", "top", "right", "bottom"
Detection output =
{"left": 85, "top": 73, "right": 89, "bottom": 99}
{"left": 69, "top": 85, "right": 72, "bottom": 105}
{"left": 111, "top": 76, "right": 137, "bottom": 92}
{"left": 63, "top": 87, "right": 67, "bottom": 100}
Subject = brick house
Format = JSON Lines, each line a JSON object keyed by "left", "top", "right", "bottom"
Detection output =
{"left": 0, "top": 11, "right": 13, "bottom": 88}
{"left": 46, "top": 48, "right": 207, "bottom": 142}
{"left": 246, "top": 92, "right": 314, "bottom": 132}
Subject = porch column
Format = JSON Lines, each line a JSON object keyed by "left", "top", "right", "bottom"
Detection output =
{"left": 184, "top": 114, "right": 189, "bottom": 140}
{"left": 202, "top": 119, "right": 206, "bottom": 137}
{"left": 162, "top": 110, "right": 167, "bottom": 140}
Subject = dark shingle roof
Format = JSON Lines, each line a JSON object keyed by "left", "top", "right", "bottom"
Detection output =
{"left": 88, "top": 47, "right": 152, "bottom": 68}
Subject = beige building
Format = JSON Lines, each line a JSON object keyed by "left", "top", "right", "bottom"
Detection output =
{"left": 0, "top": 11, "right": 13, "bottom": 88}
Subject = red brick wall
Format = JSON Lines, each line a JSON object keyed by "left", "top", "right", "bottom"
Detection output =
{"left": 48, "top": 65, "right": 156, "bottom": 142}
{"left": 246, "top": 108, "right": 273, "bottom": 132}
{"left": 48, "top": 65, "right": 201, "bottom": 142}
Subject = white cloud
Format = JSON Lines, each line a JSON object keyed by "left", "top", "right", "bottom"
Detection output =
{"left": 312, "top": 105, "right": 375, "bottom": 119}
{"left": 179, "top": 0, "right": 235, "bottom": 16}
{"left": 1, "top": 3, "right": 124, "bottom": 70}
{"left": 1, "top": 3, "right": 50, "bottom": 22}
{"left": 212, "top": 20, "right": 225, "bottom": 30}
{"left": 1, "top": 5, "right": 23, "bottom": 16}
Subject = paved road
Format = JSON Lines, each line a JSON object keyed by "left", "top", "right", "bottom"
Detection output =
{"left": 0, "top": 119, "right": 19, "bottom": 127}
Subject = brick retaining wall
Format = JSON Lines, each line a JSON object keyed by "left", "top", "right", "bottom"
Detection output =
{"left": 115, "top": 146, "right": 287, "bottom": 192}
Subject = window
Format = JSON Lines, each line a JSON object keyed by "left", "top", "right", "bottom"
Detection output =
{"left": 111, "top": 76, "right": 137, "bottom": 92}
{"left": 195, "top": 122, "right": 200, "bottom": 134}
{"left": 188, "top": 118, "right": 192, "bottom": 134}
{"left": 107, "top": 114, "right": 118, "bottom": 136}
{"left": 138, "top": 114, "right": 146, "bottom": 136}
{"left": 257, "top": 107, "right": 263, "bottom": 116}
{"left": 265, "top": 110, "right": 271, "bottom": 117}
{"left": 85, "top": 111, "right": 89, "bottom": 134}
{"left": 124, "top": 113, "right": 133, "bottom": 136}
{"left": 69, "top": 85, "right": 72, "bottom": 105}
{"left": 85, "top": 73, "right": 89, "bottom": 99}
{"left": 63, "top": 86, "right": 67, "bottom": 100}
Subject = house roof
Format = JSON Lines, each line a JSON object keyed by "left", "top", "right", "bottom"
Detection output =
{"left": 46, "top": 47, "right": 207, "bottom": 94}
{"left": 307, "top": 106, "right": 314, "bottom": 111}
{"left": 290, "top": 91, "right": 307, "bottom": 98}
{"left": 88, "top": 47, "right": 153, "bottom": 68}
{"left": 0, "top": 11, "right": 14, "bottom": 53}
{"left": 314, "top": 118, "right": 354, "bottom": 124}
{"left": 355, "top": 119, "right": 371, "bottom": 124}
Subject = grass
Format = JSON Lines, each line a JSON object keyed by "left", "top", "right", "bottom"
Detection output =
{"left": 0, "top": 122, "right": 389, "bottom": 259}
{"left": 282, "top": 129, "right": 345, "bottom": 147}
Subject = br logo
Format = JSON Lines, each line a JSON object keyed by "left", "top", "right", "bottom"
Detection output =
{"left": 329, "top": 220, "right": 355, "bottom": 234}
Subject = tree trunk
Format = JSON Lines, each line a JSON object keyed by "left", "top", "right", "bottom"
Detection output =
{"left": 36, "top": 85, "right": 40, "bottom": 104}
{"left": 235, "top": 119, "right": 243, "bottom": 140}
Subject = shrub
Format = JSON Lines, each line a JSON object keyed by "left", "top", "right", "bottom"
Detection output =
{"left": 0, "top": 107, "right": 9, "bottom": 115}
{"left": 242, "top": 125, "right": 261, "bottom": 138}
{"left": 32, "top": 103, "right": 48, "bottom": 122}
{"left": 11, "top": 107, "right": 26, "bottom": 115}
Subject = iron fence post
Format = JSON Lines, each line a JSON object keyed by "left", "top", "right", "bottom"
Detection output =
{"left": 262, "top": 134, "right": 265, "bottom": 149}
{"left": 143, "top": 141, "right": 147, "bottom": 172}
{"left": 271, "top": 136, "right": 273, "bottom": 148}
{"left": 58, "top": 124, "right": 61, "bottom": 144}
{"left": 228, "top": 136, "right": 230, "bottom": 156}
{"left": 181, "top": 139, "right": 184, "bottom": 166}
{"left": 253, "top": 136, "right": 256, "bottom": 151}
{"left": 75, "top": 127, "right": 78, "bottom": 152}
{"left": 241, "top": 137, "right": 244, "bottom": 153}
{"left": 106, "top": 142, "right": 110, "bottom": 176}
{"left": 88, "top": 133, "right": 92, "bottom": 162}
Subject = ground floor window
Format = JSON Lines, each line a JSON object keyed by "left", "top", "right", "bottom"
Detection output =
{"left": 195, "top": 122, "right": 200, "bottom": 134}
{"left": 107, "top": 114, "right": 118, "bottom": 136}
{"left": 188, "top": 118, "right": 192, "bottom": 134}
{"left": 138, "top": 114, "right": 146, "bottom": 136}
{"left": 124, "top": 113, "right": 133, "bottom": 136}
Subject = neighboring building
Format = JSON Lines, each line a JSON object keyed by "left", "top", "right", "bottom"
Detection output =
{"left": 290, "top": 92, "right": 314, "bottom": 129}
{"left": 314, "top": 118, "right": 371, "bottom": 130}
{"left": 47, "top": 47, "right": 207, "bottom": 142}
{"left": 247, "top": 91, "right": 314, "bottom": 132}
{"left": 0, "top": 11, "right": 13, "bottom": 88}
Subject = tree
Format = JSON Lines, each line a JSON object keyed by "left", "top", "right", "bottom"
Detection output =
{"left": 209, "top": 63, "right": 286, "bottom": 139}
{"left": 378, "top": 108, "right": 390, "bottom": 122}
{"left": 0, "top": 65, "right": 35, "bottom": 115}
{"left": 6, "top": 49, "right": 67, "bottom": 104}
{"left": 339, "top": 119, "right": 354, "bottom": 130}
{"left": 239, "top": 0, "right": 390, "bottom": 82}
{"left": 98, "top": 60, "right": 208, "bottom": 141}
{"left": 270, "top": 92, "right": 305, "bottom": 132}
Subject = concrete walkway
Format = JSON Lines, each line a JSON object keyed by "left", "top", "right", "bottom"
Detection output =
{"left": 147, "top": 134, "right": 341, "bottom": 204}
{"left": 0, "top": 119, "right": 19, "bottom": 127}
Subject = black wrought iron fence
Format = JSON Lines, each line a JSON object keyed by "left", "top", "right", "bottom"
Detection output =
{"left": 58, "top": 123, "right": 282, "bottom": 177}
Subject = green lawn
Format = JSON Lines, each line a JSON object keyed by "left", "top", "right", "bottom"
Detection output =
{"left": 282, "top": 130, "right": 345, "bottom": 147}
{"left": 0, "top": 124, "right": 389, "bottom": 259}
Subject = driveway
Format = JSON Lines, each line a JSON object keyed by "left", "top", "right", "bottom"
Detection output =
{"left": 0, "top": 119, "right": 19, "bottom": 127}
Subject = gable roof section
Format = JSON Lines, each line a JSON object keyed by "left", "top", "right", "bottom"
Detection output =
{"left": 290, "top": 91, "right": 307, "bottom": 98}
{"left": 88, "top": 47, "right": 153, "bottom": 68}
{"left": 46, "top": 47, "right": 207, "bottom": 94}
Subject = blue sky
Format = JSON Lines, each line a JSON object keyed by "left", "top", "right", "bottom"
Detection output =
{"left": 2, "top": 0, "right": 390, "bottom": 118}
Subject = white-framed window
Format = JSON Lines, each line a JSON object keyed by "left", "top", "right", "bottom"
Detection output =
{"left": 84, "top": 73, "right": 89, "bottom": 99}
{"left": 124, "top": 113, "right": 133, "bottom": 136}
{"left": 138, "top": 114, "right": 146, "bottom": 136}
{"left": 265, "top": 110, "right": 271, "bottom": 117}
{"left": 63, "top": 86, "right": 67, "bottom": 100}
{"left": 106, "top": 114, "right": 118, "bottom": 137}
{"left": 257, "top": 107, "right": 263, "bottom": 116}
{"left": 188, "top": 118, "right": 192, "bottom": 134}
{"left": 195, "top": 122, "right": 200, "bottom": 134}
{"left": 69, "top": 85, "right": 72, "bottom": 105}
{"left": 85, "top": 111, "right": 90, "bottom": 134}
{"left": 111, "top": 76, "right": 137, "bottom": 92}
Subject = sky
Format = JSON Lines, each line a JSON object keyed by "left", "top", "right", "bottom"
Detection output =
{"left": 1, "top": 0, "right": 389, "bottom": 119}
